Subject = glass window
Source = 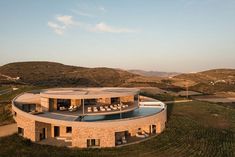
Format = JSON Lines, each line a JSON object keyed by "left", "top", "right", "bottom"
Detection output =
{"left": 84, "top": 99, "right": 97, "bottom": 105}
{"left": 22, "top": 104, "right": 36, "bottom": 112}
{"left": 18, "top": 127, "right": 24, "bottom": 136}
{"left": 111, "top": 97, "right": 120, "bottom": 104}
{"left": 87, "top": 139, "right": 100, "bottom": 147}
{"left": 66, "top": 127, "right": 72, "bottom": 133}
{"left": 134, "top": 94, "right": 139, "bottom": 101}
{"left": 57, "top": 99, "right": 71, "bottom": 110}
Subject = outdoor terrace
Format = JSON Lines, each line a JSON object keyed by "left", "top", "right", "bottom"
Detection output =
{"left": 55, "top": 101, "right": 139, "bottom": 116}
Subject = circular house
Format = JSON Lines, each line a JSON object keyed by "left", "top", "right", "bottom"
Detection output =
{"left": 12, "top": 88, "right": 167, "bottom": 148}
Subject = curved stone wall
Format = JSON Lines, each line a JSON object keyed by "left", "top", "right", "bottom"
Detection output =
{"left": 12, "top": 92, "right": 167, "bottom": 148}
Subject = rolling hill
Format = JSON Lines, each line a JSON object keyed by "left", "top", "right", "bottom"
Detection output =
{"left": 0, "top": 62, "right": 234, "bottom": 94}
{"left": 0, "top": 62, "right": 135, "bottom": 86}
{"left": 0, "top": 61, "right": 162, "bottom": 87}
{"left": 174, "top": 69, "right": 235, "bottom": 93}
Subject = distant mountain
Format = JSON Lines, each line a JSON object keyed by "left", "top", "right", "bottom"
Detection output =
{"left": 128, "top": 69, "right": 180, "bottom": 77}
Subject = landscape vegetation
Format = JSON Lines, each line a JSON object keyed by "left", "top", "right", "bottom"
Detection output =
{"left": 0, "top": 62, "right": 234, "bottom": 157}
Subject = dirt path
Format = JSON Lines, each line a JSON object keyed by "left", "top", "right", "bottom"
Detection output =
{"left": 0, "top": 123, "right": 17, "bottom": 137}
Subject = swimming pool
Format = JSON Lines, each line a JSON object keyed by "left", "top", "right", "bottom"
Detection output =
{"left": 78, "top": 107, "right": 163, "bottom": 122}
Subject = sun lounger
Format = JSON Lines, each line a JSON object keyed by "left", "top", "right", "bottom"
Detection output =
{"left": 100, "top": 107, "right": 106, "bottom": 111}
{"left": 60, "top": 106, "right": 67, "bottom": 111}
{"left": 112, "top": 107, "right": 118, "bottom": 110}
{"left": 122, "top": 136, "right": 127, "bottom": 144}
{"left": 136, "top": 133, "right": 146, "bottom": 138}
{"left": 69, "top": 105, "right": 78, "bottom": 112}
{"left": 93, "top": 107, "right": 98, "bottom": 112}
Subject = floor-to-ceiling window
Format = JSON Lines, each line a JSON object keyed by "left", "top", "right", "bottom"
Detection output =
{"left": 57, "top": 99, "right": 71, "bottom": 110}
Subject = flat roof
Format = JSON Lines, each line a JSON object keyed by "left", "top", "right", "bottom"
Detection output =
{"left": 40, "top": 87, "right": 139, "bottom": 99}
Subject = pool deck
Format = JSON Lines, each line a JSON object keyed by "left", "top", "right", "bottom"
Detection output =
{"left": 37, "top": 103, "right": 139, "bottom": 122}
{"left": 54, "top": 103, "right": 139, "bottom": 116}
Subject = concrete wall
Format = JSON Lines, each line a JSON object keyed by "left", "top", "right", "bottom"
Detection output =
{"left": 41, "top": 97, "right": 49, "bottom": 112}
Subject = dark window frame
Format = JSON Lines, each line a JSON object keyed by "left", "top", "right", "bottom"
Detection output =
{"left": 66, "top": 127, "right": 72, "bottom": 133}
{"left": 87, "top": 139, "right": 100, "bottom": 147}
{"left": 18, "top": 127, "right": 24, "bottom": 136}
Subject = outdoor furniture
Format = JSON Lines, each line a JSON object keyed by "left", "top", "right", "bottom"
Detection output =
{"left": 136, "top": 133, "right": 145, "bottom": 138}
{"left": 143, "top": 130, "right": 149, "bottom": 137}
{"left": 100, "top": 106, "right": 106, "bottom": 111}
{"left": 69, "top": 105, "right": 78, "bottom": 112}
{"left": 122, "top": 136, "right": 127, "bottom": 144}
{"left": 93, "top": 107, "right": 98, "bottom": 112}
{"left": 59, "top": 106, "right": 67, "bottom": 111}
{"left": 87, "top": 108, "right": 92, "bottom": 113}
{"left": 68, "top": 105, "right": 73, "bottom": 111}
{"left": 112, "top": 107, "right": 118, "bottom": 110}
{"left": 106, "top": 108, "right": 111, "bottom": 111}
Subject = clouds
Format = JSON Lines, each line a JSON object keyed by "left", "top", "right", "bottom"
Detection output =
{"left": 47, "top": 3, "right": 138, "bottom": 35}
{"left": 48, "top": 21, "right": 66, "bottom": 35}
{"left": 48, "top": 15, "right": 136, "bottom": 35}
{"left": 92, "top": 22, "right": 136, "bottom": 33}
{"left": 56, "top": 15, "right": 74, "bottom": 25}
{"left": 48, "top": 15, "right": 77, "bottom": 35}
{"left": 70, "top": 9, "right": 94, "bottom": 18}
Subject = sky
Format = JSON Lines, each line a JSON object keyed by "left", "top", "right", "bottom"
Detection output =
{"left": 0, "top": 0, "right": 235, "bottom": 72}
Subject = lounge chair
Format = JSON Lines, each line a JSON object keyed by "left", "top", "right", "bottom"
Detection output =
{"left": 136, "top": 132, "right": 145, "bottom": 138}
{"left": 93, "top": 107, "right": 98, "bottom": 112}
{"left": 59, "top": 106, "right": 67, "bottom": 111}
{"left": 68, "top": 105, "right": 73, "bottom": 111}
{"left": 100, "top": 107, "right": 106, "bottom": 111}
{"left": 122, "top": 136, "right": 127, "bottom": 144}
{"left": 69, "top": 105, "right": 78, "bottom": 112}
{"left": 112, "top": 107, "right": 118, "bottom": 110}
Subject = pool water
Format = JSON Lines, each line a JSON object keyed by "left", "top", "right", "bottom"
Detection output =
{"left": 79, "top": 107, "right": 163, "bottom": 122}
